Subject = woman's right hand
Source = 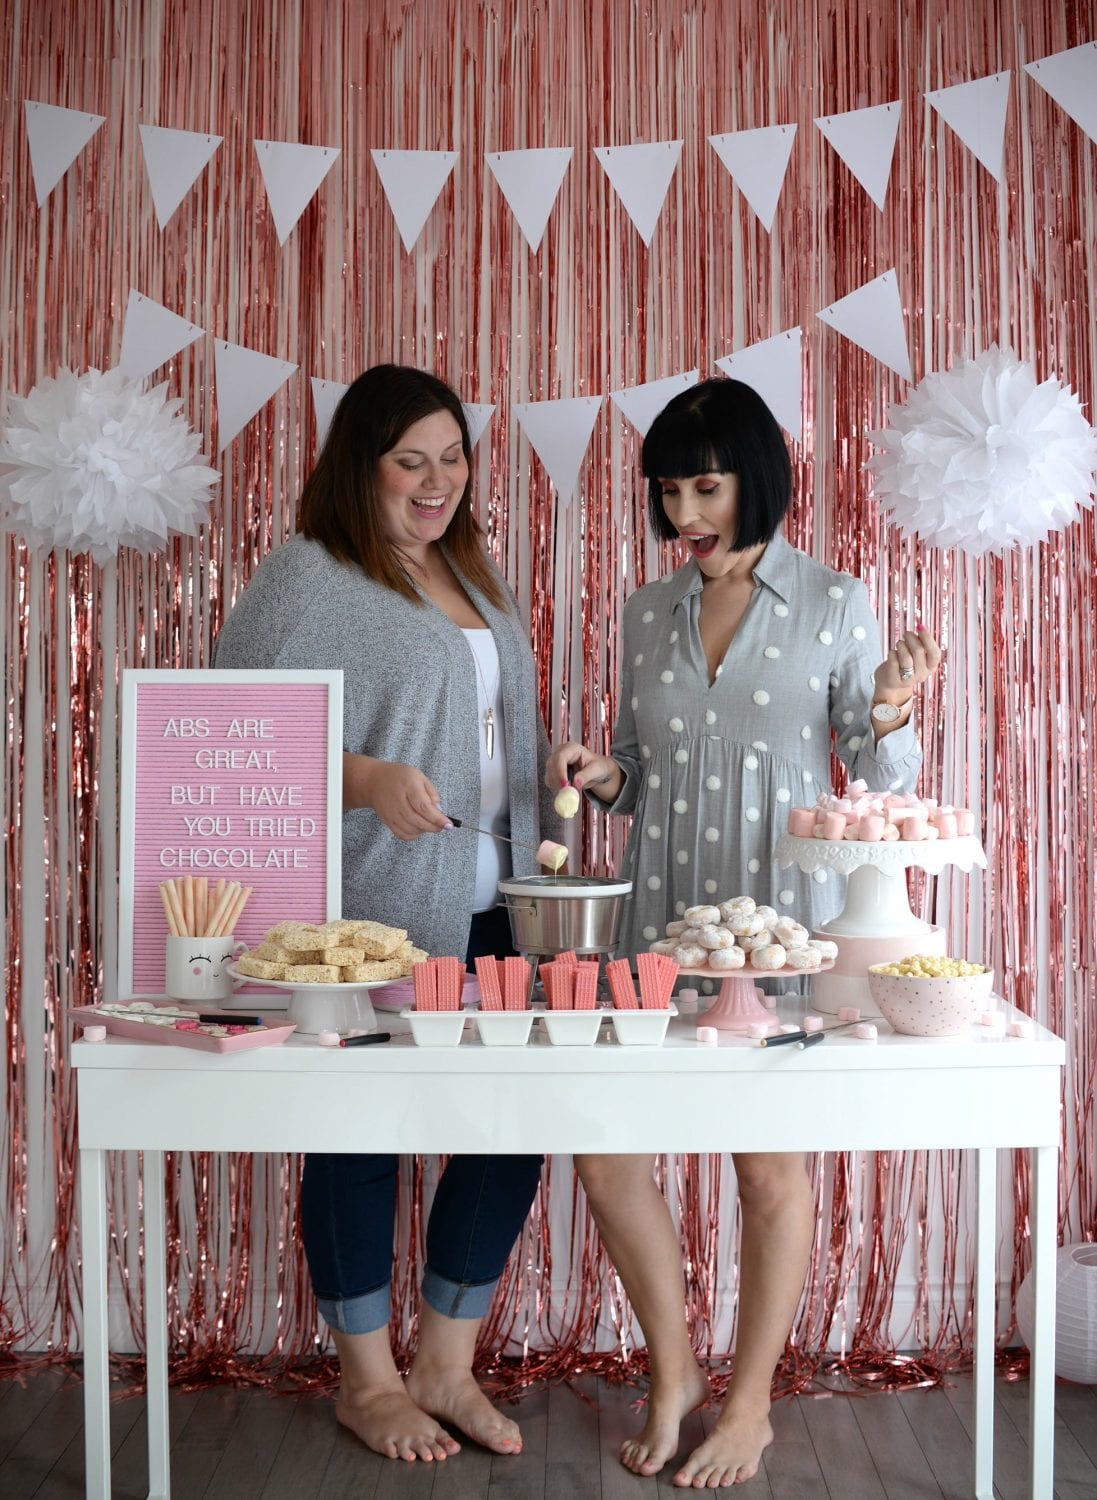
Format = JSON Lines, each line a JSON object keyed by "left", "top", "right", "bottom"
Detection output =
{"left": 343, "top": 753, "right": 452, "bottom": 840}
{"left": 546, "top": 742, "right": 624, "bottom": 805}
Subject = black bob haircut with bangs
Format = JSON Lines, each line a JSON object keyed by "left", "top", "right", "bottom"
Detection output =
{"left": 641, "top": 377, "right": 793, "bottom": 551}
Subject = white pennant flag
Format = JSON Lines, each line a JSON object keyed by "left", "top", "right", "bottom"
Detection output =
{"left": 371, "top": 149, "right": 458, "bottom": 252}
{"left": 116, "top": 291, "right": 204, "bottom": 380}
{"left": 609, "top": 371, "right": 699, "bottom": 438}
{"left": 214, "top": 341, "right": 297, "bottom": 451}
{"left": 716, "top": 330, "right": 803, "bottom": 443}
{"left": 24, "top": 100, "right": 106, "bottom": 206}
{"left": 708, "top": 125, "right": 797, "bottom": 232}
{"left": 138, "top": 124, "right": 222, "bottom": 227}
{"left": 1025, "top": 41, "right": 1097, "bottom": 147}
{"left": 512, "top": 396, "right": 603, "bottom": 500}
{"left": 462, "top": 403, "right": 496, "bottom": 449}
{"left": 311, "top": 377, "right": 349, "bottom": 448}
{"left": 817, "top": 270, "right": 912, "bottom": 383}
{"left": 593, "top": 140, "right": 683, "bottom": 245}
{"left": 254, "top": 139, "right": 340, "bottom": 245}
{"left": 926, "top": 72, "right": 1011, "bottom": 181}
{"left": 484, "top": 147, "right": 572, "bottom": 252}
{"left": 815, "top": 102, "right": 901, "bottom": 211}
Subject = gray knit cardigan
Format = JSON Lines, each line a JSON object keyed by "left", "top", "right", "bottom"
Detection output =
{"left": 213, "top": 535, "right": 561, "bottom": 959}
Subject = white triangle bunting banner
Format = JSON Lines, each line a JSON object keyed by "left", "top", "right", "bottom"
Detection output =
{"left": 609, "top": 371, "right": 699, "bottom": 438}
{"left": 462, "top": 403, "right": 496, "bottom": 449}
{"left": 716, "top": 330, "right": 803, "bottom": 442}
{"left": 815, "top": 102, "right": 901, "bottom": 211}
{"left": 311, "top": 377, "right": 349, "bottom": 448}
{"left": 512, "top": 396, "right": 603, "bottom": 500}
{"left": 708, "top": 125, "right": 797, "bottom": 232}
{"left": 24, "top": 100, "right": 106, "bottom": 206}
{"left": 817, "top": 270, "right": 912, "bottom": 383}
{"left": 254, "top": 139, "right": 340, "bottom": 245}
{"left": 214, "top": 341, "right": 297, "bottom": 451}
{"left": 485, "top": 147, "right": 572, "bottom": 252}
{"left": 371, "top": 149, "right": 458, "bottom": 252}
{"left": 116, "top": 291, "right": 204, "bottom": 380}
{"left": 1025, "top": 41, "right": 1097, "bottom": 147}
{"left": 138, "top": 124, "right": 222, "bottom": 227}
{"left": 593, "top": 140, "right": 683, "bottom": 245}
{"left": 926, "top": 72, "right": 1011, "bottom": 181}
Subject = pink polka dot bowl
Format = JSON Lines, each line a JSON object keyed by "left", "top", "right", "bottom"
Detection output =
{"left": 867, "top": 965, "right": 994, "bottom": 1036}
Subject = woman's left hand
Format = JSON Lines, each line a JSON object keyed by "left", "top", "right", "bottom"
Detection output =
{"left": 873, "top": 626, "right": 943, "bottom": 702}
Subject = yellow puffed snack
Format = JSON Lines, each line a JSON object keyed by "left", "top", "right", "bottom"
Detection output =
{"left": 345, "top": 920, "right": 408, "bottom": 958}
{"left": 320, "top": 946, "right": 368, "bottom": 966}
{"left": 282, "top": 963, "right": 341, "bottom": 983}
{"left": 873, "top": 954, "right": 987, "bottom": 978}
{"left": 341, "top": 959, "right": 404, "bottom": 983}
{"left": 235, "top": 955, "right": 285, "bottom": 980}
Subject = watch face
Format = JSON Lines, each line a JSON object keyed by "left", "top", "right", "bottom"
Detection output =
{"left": 871, "top": 702, "right": 901, "bottom": 723}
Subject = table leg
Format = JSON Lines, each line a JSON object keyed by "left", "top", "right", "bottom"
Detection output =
{"left": 79, "top": 1147, "right": 111, "bottom": 1500}
{"left": 974, "top": 1148, "right": 996, "bottom": 1499}
{"left": 144, "top": 1150, "right": 171, "bottom": 1499}
{"left": 1029, "top": 1143, "right": 1058, "bottom": 1500}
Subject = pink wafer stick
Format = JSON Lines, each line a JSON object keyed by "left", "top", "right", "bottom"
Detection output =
{"left": 606, "top": 958, "right": 639, "bottom": 1009}
{"left": 554, "top": 950, "right": 578, "bottom": 967}
{"left": 412, "top": 960, "right": 437, "bottom": 1011}
{"left": 503, "top": 956, "right": 531, "bottom": 1011}
{"left": 553, "top": 964, "right": 575, "bottom": 1009}
{"left": 657, "top": 953, "right": 678, "bottom": 1007}
{"left": 436, "top": 957, "right": 463, "bottom": 1011}
{"left": 637, "top": 952, "right": 676, "bottom": 1009}
{"left": 572, "top": 963, "right": 599, "bottom": 1010}
{"left": 474, "top": 955, "right": 503, "bottom": 1010}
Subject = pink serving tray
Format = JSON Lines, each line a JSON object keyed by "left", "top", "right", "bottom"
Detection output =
{"left": 71, "top": 1004, "right": 297, "bottom": 1054}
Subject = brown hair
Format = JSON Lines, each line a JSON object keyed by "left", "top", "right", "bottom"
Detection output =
{"left": 299, "top": 364, "right": 506, "bottom": 609}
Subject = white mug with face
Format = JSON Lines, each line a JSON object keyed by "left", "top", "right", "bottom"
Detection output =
{"left": 165, "top": 937, "right": 247, "bottom": 1003}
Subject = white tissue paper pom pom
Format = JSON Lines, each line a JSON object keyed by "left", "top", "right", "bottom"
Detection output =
{"left": 866, "top": 346, "right": 1097, "bottom": 558}
{"left": 0, "top": 368, "right": 219, "bottom": 561}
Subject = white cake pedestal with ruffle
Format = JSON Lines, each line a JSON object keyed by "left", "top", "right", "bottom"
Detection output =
{"left": 772, "top": 834, "right": 987, "bottom": 1015}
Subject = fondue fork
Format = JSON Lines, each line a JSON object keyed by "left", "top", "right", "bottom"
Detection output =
{"left": 758, "top": 1018, "right": 868, "bottom": 1049}
{"left": 445, "top": 815, "right": 539, "bottom": 854}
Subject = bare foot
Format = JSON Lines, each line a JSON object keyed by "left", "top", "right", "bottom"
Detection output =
{"left": 406, "top": 1367, "right": 522, "bottom": 1455}
{"left": 620, "top": 1362, "right": 712, "bottom": 1476}
{"left": 672, "top": 1404, "right": 774, "bottom": 1488}
{"left": 336, "top": 1381, "right": 461, "bottom": 1462}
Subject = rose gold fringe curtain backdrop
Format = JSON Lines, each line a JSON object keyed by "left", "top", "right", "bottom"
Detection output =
{"left": 1, "top": 0, "right": 1095, "bottom": 1387}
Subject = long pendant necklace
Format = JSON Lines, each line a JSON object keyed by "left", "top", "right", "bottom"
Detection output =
{"left": 470, "top": 644, "right": 498, "bottom": 759}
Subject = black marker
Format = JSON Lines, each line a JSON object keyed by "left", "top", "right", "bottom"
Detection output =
{"left": 339, "top": 1032, "right": 392, "bottom": 1048}
{"left": 198, "top": 1013, "right": 264, "bottom": 1025}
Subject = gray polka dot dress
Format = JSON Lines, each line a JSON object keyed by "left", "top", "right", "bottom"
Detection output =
{"left": 602, "top": 533, "right": 923, "bottom": 960}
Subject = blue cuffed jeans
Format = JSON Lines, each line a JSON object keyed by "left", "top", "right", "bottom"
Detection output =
{"left": 300, "top": 905, "right": 544, "bottom": 1334}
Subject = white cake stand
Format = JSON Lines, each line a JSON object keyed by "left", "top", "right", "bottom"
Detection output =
{"left": 772, "top": 833, "right": 987, "bottom": 1015}
{"left": 226, "top": 967, "right": 393, "bottom": 1034}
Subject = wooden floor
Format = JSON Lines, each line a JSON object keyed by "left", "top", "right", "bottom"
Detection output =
{"left": 1, "top": 1366, "right": 1095, "bottom": 1498}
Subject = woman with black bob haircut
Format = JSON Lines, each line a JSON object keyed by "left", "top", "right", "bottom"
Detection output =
{"left": 216, "top": 363, "right": 561, "bottom": 1467}
{"left": 548, "top": 376, "right": 940, "bottom": 1488}
{"left": 642, "top": 376, "right": 792, "bottom": 551}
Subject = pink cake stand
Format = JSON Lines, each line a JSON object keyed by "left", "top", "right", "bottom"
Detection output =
{"left": 677, "top": 962, "right": 835, "bottom": 1032}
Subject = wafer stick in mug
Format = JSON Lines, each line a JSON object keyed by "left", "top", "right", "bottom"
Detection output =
{"left": 159, "top": 883, "right": 182, "bottom": 937}
{"left": 195, "top": 878, "right": 208, "bottom": 936}
{"left": 160, "top": 880, "right": 186, "bottom": 937}
{"left": 205, "top": 881, "right": 237, "bottom": 938}
{"left": 181, "top": 876, "right": 195, "bottom": 937}
{"left": 216, "top": 883, "right": 251, "bottom": 936}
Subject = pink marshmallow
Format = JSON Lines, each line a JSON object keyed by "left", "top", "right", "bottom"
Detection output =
{"left": 933, "top": 812, "right": 958, "bottom": 839}
{"left": 1008, "top": 1019, "right": 1034, "bottom": 1039}
{"left": 852, "top": 1023, "right": 878, "bottom": 1041}
{"left": 956, "top": 809, "right": 975, "bottom": 836}
{"left": 844, "top": 821, "right": 860, "bottom": 839}
{"left": 779, "top": 1023, "right": 801, "bottom": 1034}
{"left": 902, "top": 811, "right": 928, "bottom": 840}
{"left": 848, "top": 779, "right": 868, "bottom": 795}
{"left": 787, "top": 808, "right": 816, "bottom": 837}
{"left": 802, "top": 1014, "right": 824, "bottom": 1032}
{"left": 837, "top": 1006, "right": 861, "bottom": 1022}
{"left": 821, "top": 811, "right": 847, "bottom": 839}
{"left": 859, "top": 813, "right": 885, "bottom": 841}
{"left": 881, "top": 824, "right": 901, "bottom": 840}
{"left": 748, "top": 1022, "right": 770, "bottom": 1039}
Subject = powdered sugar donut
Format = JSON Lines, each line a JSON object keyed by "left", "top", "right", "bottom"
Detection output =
{"left": 684, "top": 904, "right": 722, "bottom": 927}
{"left": 648, "top": 939, "right": 679, "bottom": 956}
{"left": 726, "top": 911, "right": 765, "bottom": 938}
{"left": 749, "top": 943, "right": 787, "bottom": 970}
{"left": 807, "top": 939, "right": 838, "bottom": 960}
{"left": 718, "top": 897, "right": 756, "bottom": 921}
{"left": 696, "top": 925, "right": 737, "bottom": 950}
{"left": 738, "top": 928, "right": 775, "bottom": 952}
{"left": 784, "top": 946, "right": 822, "bottom": 970}
{"left": 673, "top": 943, "right": 708, "bottom": 967}
{"left": 708, "top": 945, "right": 746, "bottom": 970}
{"left": 773, "top": 919, "right": 809, "bottom": 949}
{"left": 665, "top": 919, "right": 688, "bottom": 937}
{"left": 754, "top": 905, "right": 779, "bottom": 927}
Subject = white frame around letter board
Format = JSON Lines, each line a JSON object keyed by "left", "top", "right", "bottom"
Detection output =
{"left": 118, "top": 668, "right": 344, "bottom": 997}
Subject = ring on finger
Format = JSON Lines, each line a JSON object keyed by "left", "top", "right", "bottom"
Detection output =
{"left": 900, "top": 667, "right": 915, "bottom": 680}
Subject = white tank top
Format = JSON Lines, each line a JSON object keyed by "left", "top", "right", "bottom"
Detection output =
{"left": 462, "top": 629, "right": 511, "bottom": 910}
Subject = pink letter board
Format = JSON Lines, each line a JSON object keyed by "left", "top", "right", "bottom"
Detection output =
{"left": 118, "top": 669, "right": 343, "bottom": 996}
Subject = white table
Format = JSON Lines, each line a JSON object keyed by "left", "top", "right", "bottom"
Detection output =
{"left": 75, "top": 1004, "right": 1064, "bottom": 1499}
